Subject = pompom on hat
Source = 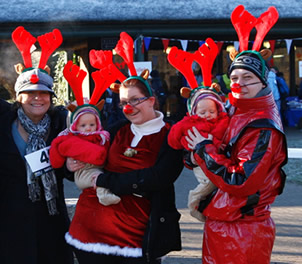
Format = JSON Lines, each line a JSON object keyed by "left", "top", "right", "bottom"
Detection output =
{"left": 228, "top": 5, "right": 279, "bottom": 86}
{"left": 167, "top": 37, "right": 224, "bottom": 115}
{"left": 11, "top": 26, "right": 63, "bottom": 97}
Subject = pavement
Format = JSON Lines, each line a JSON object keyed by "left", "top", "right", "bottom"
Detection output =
{"left": 64, "top": 126, "right": 302, "bottom": 264}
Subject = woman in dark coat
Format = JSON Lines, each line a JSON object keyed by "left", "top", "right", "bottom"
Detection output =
{"left": 0, "top": 26, "right": 74, "bottom": 264}
{"left": 0, "top": 72, "right": 74, "bottom": 264}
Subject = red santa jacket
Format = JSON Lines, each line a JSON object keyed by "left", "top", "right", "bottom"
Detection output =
{"left": 194, "top": 92, "right": 287, "bottom": 221}
{"left": 49, "top": 133, "right": 109, "bottom": 168}
{"left": 168, "top": 112, "right": 230, "bottom": 151}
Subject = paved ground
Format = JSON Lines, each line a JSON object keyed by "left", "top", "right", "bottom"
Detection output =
{"left": 64, "top": 126, "right": 302, "bottom": 264}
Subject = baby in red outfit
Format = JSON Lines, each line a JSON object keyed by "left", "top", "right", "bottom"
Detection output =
{"left": 50, "top": 105, "right": 120, "bottom": 206}
{"left": 168, "top": 88, "right": 229, "bottom": 221}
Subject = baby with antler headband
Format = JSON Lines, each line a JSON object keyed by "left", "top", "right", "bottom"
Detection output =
{"left": 167, "top": 38, "right": 230, "bottom": 222}
{"left": 49, "top": 60, "right": 121, "bottom": 206}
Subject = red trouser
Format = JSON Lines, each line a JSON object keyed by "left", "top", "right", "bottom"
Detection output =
{"left": 202, "top": 217, "right": 276, "bottom": 264}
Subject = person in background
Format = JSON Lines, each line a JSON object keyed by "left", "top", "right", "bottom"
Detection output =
{"left": 102, "top": 87, "right": 126, "bottom": 127}
{"left": 216, "top": 73, "right": 231, "bottom": 97}
{"left": 298, "top": 79, "right": 302, "bottom": 100}
{"left": 150, "top": 70, "right": 167, "bottom": 112}
{"left": 274, "top": 68, "right": 289, "bottom": 125}
{"left": 268, "top": 67, "right": 281, "bottom": 113}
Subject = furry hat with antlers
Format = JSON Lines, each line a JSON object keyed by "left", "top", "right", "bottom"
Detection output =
{"left": 228, "top": 5, "right": 279, "bottom": 85}
{"left": 12, "top": 26, "right": 63, "bottom": 97}
{"left": 167, "top": 37, "right": 224, "bottom": 116}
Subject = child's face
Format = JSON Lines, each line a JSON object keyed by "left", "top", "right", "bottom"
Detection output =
{"left": 195, "top": 98, "right": 218, "bottom": 120}
{"left": 76, "top": 113, "right": 97, "bottom": 133}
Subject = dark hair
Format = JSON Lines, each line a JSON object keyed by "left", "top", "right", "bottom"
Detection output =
{"left": 121, "top": 78, "right": 160, "bottom": 110}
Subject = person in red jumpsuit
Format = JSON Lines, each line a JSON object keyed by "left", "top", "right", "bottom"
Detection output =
{"left": 185, "top": 6, "right": 287, "bottom": 263}
{"left": 186, "top": 48, "right": 288, "bottom": 263}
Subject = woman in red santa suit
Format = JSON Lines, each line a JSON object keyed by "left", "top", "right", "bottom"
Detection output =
{"left": 185, "top": 5, "right": 287, "bottom": 264}
{"left": 65, "top": 32, "right": 183, "bottom": 264}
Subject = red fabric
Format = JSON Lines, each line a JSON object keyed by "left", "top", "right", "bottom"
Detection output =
{"left": 68, "top": 123, "right": 170, "bottom": 252}
{"left": 195, "top": 93, "right": 285, "bottom": 221}
{"left": 105, "top": 123, "right": 169, "bottom": 173}
{"left": 49, "top": 133, "right": 109, "bottom": 168}
{"left": 70, "top": 188, "right": 150, "bottom": 248}
{"left": 168, "top": 112, "right": 229, "bottom": 151}
{"left": 202, "top": 218, "right": 275, "bottom": 264}
{"left": 193, "top": 93, "right": 286, "bottom": 262}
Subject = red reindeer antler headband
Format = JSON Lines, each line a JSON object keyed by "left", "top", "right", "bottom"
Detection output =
{"left": 63, "top": 57, "right": 110, "bottom": 122}
{"left": 12, "top": 26, "right": 63, "bottom": 73}
{"left": 229, "top": 5, "right": 279, "bottom": 96}
{"left": 167, "top": 38, "right": 219, "bottom": 94}
{"left": 109, "top": 32, "right": 153, "bottom": 96}
{"left": 167, "top": 38, "right": 222, "bottom": 114}
{"left": 12, "top": 26, "right": 63, "bottom": 97}
{"left": 230, "top": 5, "right": 279, "bottom": 58}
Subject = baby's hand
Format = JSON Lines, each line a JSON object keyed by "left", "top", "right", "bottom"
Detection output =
{"left": 66, "top": 157, "right": 85, "bottom": 172}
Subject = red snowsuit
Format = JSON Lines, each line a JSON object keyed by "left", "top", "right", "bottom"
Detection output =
{"left": 194, "top": 92, "right": 287, "bottom": 264}
{"left": 49, "top": 133, "right": 109, "bottom": 168}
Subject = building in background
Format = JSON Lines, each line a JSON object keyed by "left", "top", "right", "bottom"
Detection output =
{"left": 1, "top": 0, "right": 302, "bottom": 119}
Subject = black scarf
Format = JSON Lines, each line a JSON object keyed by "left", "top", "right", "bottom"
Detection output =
{"left": 18, "top": 107, "right": 58, "bottom": 215}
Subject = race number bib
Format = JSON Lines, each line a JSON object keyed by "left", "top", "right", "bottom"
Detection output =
{"left": 25, "top": 146, "right": 52, "bottom": 174}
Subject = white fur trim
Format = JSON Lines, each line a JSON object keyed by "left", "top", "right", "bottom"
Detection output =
{"left": 130, "top": 111, "right": 165, "bottom": 147}
{"left": 65, "top": 232, "right": 142, "bottom": 257}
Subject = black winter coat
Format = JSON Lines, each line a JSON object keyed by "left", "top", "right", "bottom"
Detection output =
{"left": 0, "top": 100, "right": 74, "bottom": 264}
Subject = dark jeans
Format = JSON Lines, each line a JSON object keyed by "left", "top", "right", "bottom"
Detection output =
{"left": 73, "top": 248, "right": 161, "bottom": 264}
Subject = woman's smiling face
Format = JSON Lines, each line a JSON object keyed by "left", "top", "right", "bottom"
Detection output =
{"left": 119, "top": 85, "right": 156, "bottom": 125}
{"left": 17, "top": 91, "right": 51, "bottom": 124}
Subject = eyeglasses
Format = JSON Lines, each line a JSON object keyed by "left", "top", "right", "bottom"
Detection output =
{"left": 118, "top": 97, "right": 149, "bottom": 109}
